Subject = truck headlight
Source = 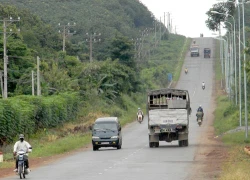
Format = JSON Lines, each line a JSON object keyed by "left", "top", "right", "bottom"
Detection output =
{"left": 92, "top": 136, "right": 100, "bottom": 139}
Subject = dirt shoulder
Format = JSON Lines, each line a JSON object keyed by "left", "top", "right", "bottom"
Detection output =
{"left": 187, "top": 80, "right": 228, "bottom": 179}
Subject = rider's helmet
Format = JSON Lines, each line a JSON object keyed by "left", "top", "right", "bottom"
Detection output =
{"left": 19, "top": 134, "right": 24, "bottom": 142}
{"left": 199, "top": 105, "right": 202, "bottom": 108}
{"left": 138, "top": 107, "right": 141, "bottom": 110}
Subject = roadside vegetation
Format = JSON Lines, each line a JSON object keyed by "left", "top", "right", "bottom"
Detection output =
{"left": 213, "top": 41, "right": 250, "bottom": 179}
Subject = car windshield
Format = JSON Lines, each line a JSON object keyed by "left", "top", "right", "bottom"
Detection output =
{"left": 94, "top": 122, "right": 117, "bottom": 131}
{"left": 204, "top": 49, "right": 210, "bottom": 53}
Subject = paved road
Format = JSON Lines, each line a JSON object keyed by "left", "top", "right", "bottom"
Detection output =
{"left": 3, "top": 37, "right": 215, "bottom": 180}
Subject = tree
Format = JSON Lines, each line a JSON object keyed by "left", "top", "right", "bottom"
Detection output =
{"left": 110, "top": 35, "right": 136, "bottom": 69}
{"left": 205, "top": 2, "right": 235, "bottom": 31}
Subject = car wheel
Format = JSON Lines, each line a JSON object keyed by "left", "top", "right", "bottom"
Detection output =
{"left": 93, "top": 146, "right": 98, "bottom": 151}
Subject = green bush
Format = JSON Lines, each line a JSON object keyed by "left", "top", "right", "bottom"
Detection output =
{"left": 0, "top": 93, "right": 80, "bottom": 144}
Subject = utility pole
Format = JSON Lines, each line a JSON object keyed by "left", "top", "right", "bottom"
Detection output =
{"left": 58, "top": 22, "right": 76, "bottom": 52}
{"left": 242, "top": 0, "right": 248, "bottom": 139}
{"left": 237, "top": 1, "right": 242, "bottom": 126}
{"left": 0, "top": 70, "right": 3, "bottom": 97}
{"left": 86, "top": 32, "right": 101, "bottom": 63}
{"left": 32, "top": 70, "right": 34, "bottom": 96}
{"left": 160, "top": 17, "right": 162, "bottom": 42}
{"left": 164, "top": 12, "right": 165, "bottom": 27}
{"left": 37, "top": 56, "right": 41, "bottom": 96}
{"left": 1, "top": 17, "right": 20, "bottom": 99}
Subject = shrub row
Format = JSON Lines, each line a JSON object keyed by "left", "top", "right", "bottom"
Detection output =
{"left": 0, "top": 93, "right": 80, "bottom": 144}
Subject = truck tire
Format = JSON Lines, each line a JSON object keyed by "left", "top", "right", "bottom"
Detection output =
{"left": 149, "top": 142, "right": 154, "bottom": 148}
{"left": 183, "top": 140, "right": 189, "bottom": 146}
{"left": 178, "top": 140, "right": 183, "bottom": 147}
{"left": 155, "top": 142, "right": 159, "bottom": 147}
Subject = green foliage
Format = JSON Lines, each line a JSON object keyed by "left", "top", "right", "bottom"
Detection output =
{"left": 205, "top": 2, "right": 235, "bottom": 31}
{"left": 214, "top": 96, "right": 239, "bottom": 135}
{"left": 0, "top": 93, "right": 80, "bottom": 145}
{"left": 0, "top": 0, "right": 155, "bottom": 59}
{"left": 110, "top": 35, "right": 136, "bottom": 69}
{"left": 78, "top": 59, "right": 139, "bottom": 101}
{"left": 140, "top": 34, "right": 187, "bottom": 89}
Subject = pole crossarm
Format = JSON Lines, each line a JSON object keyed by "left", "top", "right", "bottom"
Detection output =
{"left": 58, "top": 22, "right": 76, "bottom": 52}
{"left": 86, "top": 32, "right": 101, "bottom": 63}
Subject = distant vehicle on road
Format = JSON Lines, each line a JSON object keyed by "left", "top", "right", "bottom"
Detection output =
{"left": 200, "top": 33, "right": 203, "bottom": 37}
{"left": 204, "top": 48, "right": 211, "bottom": 58}
{"left": 91, "top": 117, "right": 122, "bottom": 151}
{"left": 190, "top": 45, "right": 199, "bottom": 57}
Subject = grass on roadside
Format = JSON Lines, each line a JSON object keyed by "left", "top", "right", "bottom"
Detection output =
{"left": 215, "top": 96, "right": 250, "bottom": 180}
{"left": 173, "top": 38, "right": 192, "bottom": 82}
{"left": 214, "top": 96, "right": 239, "bottom": 135}
{"left": 219, "top": 144, "right": 250, "bottom": 180}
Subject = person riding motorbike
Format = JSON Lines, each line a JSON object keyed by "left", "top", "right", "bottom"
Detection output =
{"left": 196, "top": 105, "right": 204, "bottom": 121}
{"left": 185, "top": 67, "right": 188, "bottom": 74}
{"left": 137, "top": 108, "right": 144, "bottom": 121}
{"left": 202, "top": 82, "right": 205, "bottom": 88}
{"left": 13, "top": 134, "right": 32, "bottom": 172}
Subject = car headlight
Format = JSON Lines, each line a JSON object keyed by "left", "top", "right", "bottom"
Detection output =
{"left": 92, "top": 136, "right": 100, "bottom": 139}
{"left": 111, "top": 136, "right": 118, "bottom": 139}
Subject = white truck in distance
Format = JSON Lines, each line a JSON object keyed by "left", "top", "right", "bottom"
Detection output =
{"left": 147, "top": 88, "right": 191, "bottom": 147}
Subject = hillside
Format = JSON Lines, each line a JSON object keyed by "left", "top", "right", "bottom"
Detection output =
{"left": 0, "top": 0, "right": 158, "bottom": 58}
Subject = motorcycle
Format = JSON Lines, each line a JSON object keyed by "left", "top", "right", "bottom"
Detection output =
{"left": 196, "top": 112, "right": 203, "bottom": 126}
{"left": 197, "top": 117, "right": 202, "bottom": 126}
{"left": 137, "top": 114, "right": 143, "bottom": 124}
{"left": 185, "top": 69, "right": 188, "bottom": 74}
{"left": 16, "top": 149, "right": 30, "bottom": 179}
{"left": 202, "top": 85, "right": 205, "bottom": 90}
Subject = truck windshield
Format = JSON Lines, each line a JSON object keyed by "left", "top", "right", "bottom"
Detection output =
{"left": 190, "top": 48, "right": 198, "bottom": 52}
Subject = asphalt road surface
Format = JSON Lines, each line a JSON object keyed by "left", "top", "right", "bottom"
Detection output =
{"left": 3, "top": 37, "right": 215, "bottom": 180}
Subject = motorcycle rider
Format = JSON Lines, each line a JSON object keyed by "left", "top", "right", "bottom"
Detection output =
{"left": 202, "top": 82, "right": 205, "bottom": 88}
{"left": 185, "top": 67, "right": 188, "bottom": 73}
{"left": 13, "top": 134, "right": 32, "bottom": 172}
{"left": 137, "top": 108, "right": 144, "bottom": 120}
{"left": 196, "top": 105, "right": 204, "bottom": 121}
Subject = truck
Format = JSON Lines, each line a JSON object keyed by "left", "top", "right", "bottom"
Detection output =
{"left": 147, "top": 88, "right": 191, "bottom": 147}
{"left": 190, "top": 45, "right": 199, "bottom": 57}
{"left": 204, "top": 48, "right": 211, "bottom": 58}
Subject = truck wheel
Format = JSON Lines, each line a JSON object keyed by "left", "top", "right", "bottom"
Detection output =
{"left": 149, "top": 142, "right": 154, "bottom": 148}
{"left": 183, "top": 140, "right": 189, "bottom": 146}
{"left": 178, "top": 140, "right": 183, "bottom": 147}
{"left": 155, "top": 142, "right": 159, "bottom": 147}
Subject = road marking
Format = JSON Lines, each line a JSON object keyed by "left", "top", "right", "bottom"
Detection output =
{"left": 193, "top": 88, "right": 196, "bottom": 97}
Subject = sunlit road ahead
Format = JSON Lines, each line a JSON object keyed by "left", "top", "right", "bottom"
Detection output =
{"left": 3, "top": 37, "right": 215, "bottom": 180}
